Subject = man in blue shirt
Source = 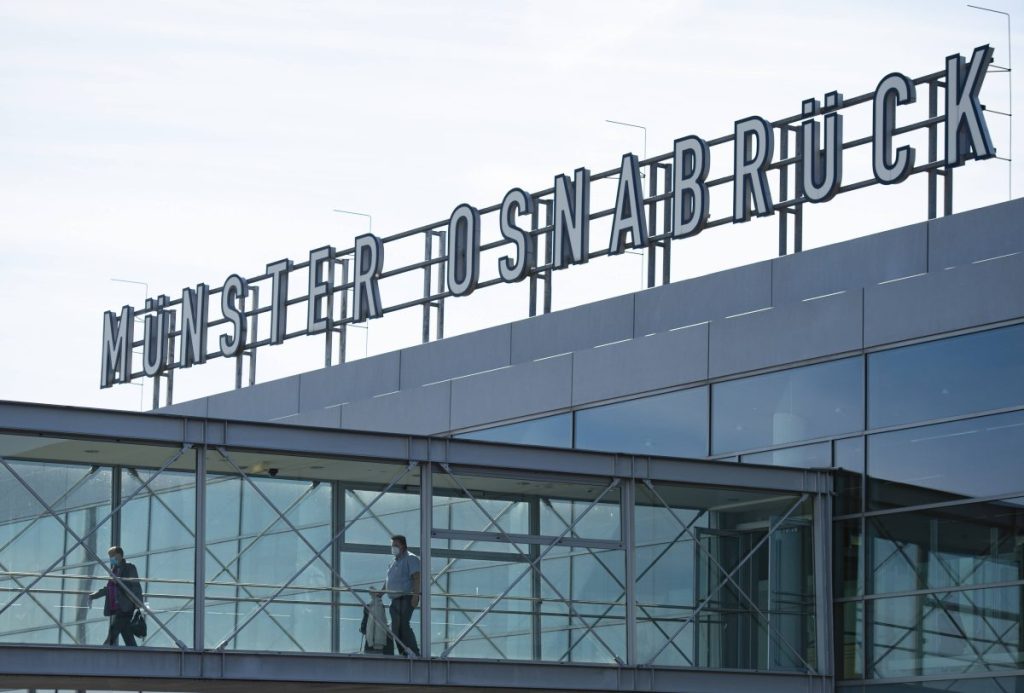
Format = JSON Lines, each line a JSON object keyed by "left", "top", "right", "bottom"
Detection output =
{"left": 382, "top": 534, "right": 420, "bottom": 656}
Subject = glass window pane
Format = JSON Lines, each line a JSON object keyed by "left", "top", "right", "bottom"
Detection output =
{"left": 456, "top": 413, "right": 572, "bottom": 448}
{"left": 636, "top": 482, "right": 815, "bottom": 672}
{"left": 574, "top": 387, "right": 708, "bottom": 458}
{"left": 868, "top": 411, "right": 1024, "bottom": 510}
{"left": 868, "top": 324, "right": 1024, "bottom": 428}
{"left": 712, "top": 358, "right": 863, "bottom": 455}
{"left": 834, "top": 437, "right": 864, "bottom": 516}
{"left": 741, "top": 442, "right": 830, "bottom": 468}
{"left": 870, "top": 585, "right": 1024, "bottom": 678}
{"left": 868, "top": 499, "right": 1024, "bottom": 596}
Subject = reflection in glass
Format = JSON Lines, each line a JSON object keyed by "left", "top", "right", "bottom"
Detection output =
{"left": 574, "top": 387, "right": 708, "bottom": 458}
{"left": 834, "top": 437, "right": 864, "bottom": 516}
{"left": 837, "top": 601, "right": 863, "bottom": 679}
{"left": 869, "top": 501, "right": 1024, "bottom": 596}
{"left": 712, "top": 357, "right": 863, "bottom": 454}
{"left": 870, "top": 585, "right": 1024, "bottom": 678}
{"left": 204, "top": 467, "right": 332, "bottom": 652}
{"left": 636, "top": 482, "right": 816, "bottom": 671}
{"left": 868, "top": 323, "right": 1024, "bottom": 429}
{"left": 0, "top": 459, "right": 112, "bottom": 646}
{"left": 834, "top": 519, "right": 863, "bottom": 599}
{"left": 868, "top": 411, "right": 1024, "bottom": 510}
{"left": 431, "top": 470, "right": 623, "bottom": 663}
{"left": 741, "top": 442, "right": 830, "bottom": 468}
{"left": 456, "top": 413, "right": 572, "bottom": 448}
{"left": 121, "top": 468, "right": 196, "bottom": 648}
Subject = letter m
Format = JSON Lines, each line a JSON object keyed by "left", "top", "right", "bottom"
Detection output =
{"left": 101, "top": 306, "right": 134, "bottom": 388}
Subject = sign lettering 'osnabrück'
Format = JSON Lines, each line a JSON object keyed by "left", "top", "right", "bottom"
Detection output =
{"left": 101, "top": 45, "right": 997, "bottom": 389}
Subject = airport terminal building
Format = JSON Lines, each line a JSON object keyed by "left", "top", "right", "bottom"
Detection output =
{"left": 1, "top": 46, "right": 1022, "bottom": 693}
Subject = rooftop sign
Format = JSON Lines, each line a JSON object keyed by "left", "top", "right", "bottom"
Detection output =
{"left": 101, "top": 45, "right": 999, "bottom": 402}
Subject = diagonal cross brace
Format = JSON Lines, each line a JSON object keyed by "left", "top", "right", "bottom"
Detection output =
{"left": 543, "top": 497, "right": 698, "bottom": 666}
{"left": 0, "top": 446, "right": 191, "bottom": 630}
{"left": 125, "top": 469, "right": 312, "bottom": 652}
{"left": 0, "top": 464, "right": 104, "bottom": 644}
{"left": 0, "top": 458, "right": 189, "bottom": 649}
{"left": 437, "top": 464, "right": 622, "bottom": 662}
{"left": 643, "top": 480, "right": 815, "bottom": 671}
{"left": 214, "top": 450, "right": 415, "bottom": 652}
{"left": 349, "top": 489, "right": 516, "bottom": 660}
{"left": 644, "top": 493, "right": 809, "bottom": 666}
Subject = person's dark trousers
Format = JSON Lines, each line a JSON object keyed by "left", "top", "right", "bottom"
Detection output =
{"left": 389, "top": 596, "right": 418, "bottom": 656}
{"left": 104, "top": 612, "right": 137, "bottom": 646}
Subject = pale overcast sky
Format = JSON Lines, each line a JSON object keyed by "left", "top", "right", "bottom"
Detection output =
{"left": 0, "top": 0, "right": 1019, "bottom": 411}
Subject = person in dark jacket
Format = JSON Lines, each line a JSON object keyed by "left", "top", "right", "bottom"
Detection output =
{"left": 89, "top": 546, "right": 143, "bottom": 646}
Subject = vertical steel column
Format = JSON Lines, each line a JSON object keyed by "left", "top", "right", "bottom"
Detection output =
{"left": 419, "top": 460, "right": 432, "bottom": 659}
{"left": 110, "top": 466, "right": 122, "bottom": 547}
{"left": 928, "top": 81, "right": 939, "bottom": 220}
{"left": 152, "top": 373, "right": 161, "bottom": 410}
{"left": 529, "top": 497, "right": 542, "bottom": 660}
{"left": 661, "top": 164, "right": 672, "bottom": 285}
{"left": 422, "top": 230, "right": 433, "bottom": 344}
{"left": 234, "top": 286, "right": 259, "bottom": 389}
{"left": 543, "top": 202, "right": 553, "bottom": 314}
{"left": 778, "top": 125, "right": 789, "bottom": 257}
{"left": 194, "top": 445, "right": 207, "bottom": 651}
{"left": 646, "top": 163, "right": 658, "bottom": 289}
{"left": 165, "top": 308, "right": 176, "bottom": 407}
{"left": 338, "top": 258, "right": 349, "bottom": 364}
{"left": 528, "top": 199, "right": 540, "bottom": 317}
{"left": 435, "top": 229, "right": 446, "bottom": 340}
{"left": 944, "top": 163, "right": 954, "bottom": 216}
{"left": 248, "top": 286, "right": 260, "bottom": 387}
{"left": 791, "top": 125, "right": 804, "bottom": 253}
{"left": 331, "top": 480, "right": 342, "bottom": 653}
{"left": 622, "top": 474, "right": 637, "bottom": 666}
{"left": 812, "top": 481, "right": 832, "bottom": 676}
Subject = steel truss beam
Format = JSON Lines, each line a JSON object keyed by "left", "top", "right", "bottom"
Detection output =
{"left": 642, "top": 480, "right": 815, "bottom": 671}
{"left": 123, "top": 468, "right": 314, "bottom": 651}
{"left": 437, "top": 463, "right": 622, "bottom": 662}
{"left": 213, "top": 448, "right": 415, "bottom": 653}
{"left": 348, "top": 487, "right": 517, "bottom": 659}
{"left": 0, "top": 463, "right": 103, "bottom": 644}
{"left": 0, "top": 449, "right": 193, "bottom": 649}
{"left": 644, "top": 493, "right": 810, "bottom": 665}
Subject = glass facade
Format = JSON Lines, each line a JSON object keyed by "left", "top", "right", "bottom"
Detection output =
{"left": 575, "top": 387, "right": 708, "bottom": 458}
{"left": 456, "top": 321, "right": 1024, "bottom": 689}
{"left": 833, "top": 324, "right": 1024, "bottom": 689}
{"left": 0, "top": 422, "right": 823, "bottom": 677}
{"left": 712, "top": 357, "right": 863, "bottom": 455}
{"left": 3, "top": 320, "right": 1023, "bottom": 690}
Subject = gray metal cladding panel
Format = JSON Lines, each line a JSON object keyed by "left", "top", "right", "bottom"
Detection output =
{"left": 571, "top": 323, "right": 709, "bottom": 406}
{"left": 864, "top": 252, "right": 1024, "bottom": 347}
{"left": 709, "top": 290, "right": 863, "bottom": 378}
{"left": 928, "top": 197, "right": 1024, "bottom": 269}
{"left": 156, "top": 397, "right": 209, "bottom": 417}
{"left": 399, "top": 323, "right": 511, "bottom": 388}
{"left": 206, "top": 375, "right": 301, "bottom": 422}
{"left": 272, "top": 406, "right": 342, "bottom": 428}
{"left": 298, "top": 351, "right": 400, "bottom": 411}
{"left": 772, "top": 222, "right": 927, "bottom": 304}
{"left": 450, "top": 354, "right": 573, "bottom": 429}
{"left": 634, "top": 260, "right": 772, "bottom": 336}
{"left": 341, "top": 381, "right": 451, "bottom": 435}
{"left": 509, "top": 294, "right": 634, "bottom": 363}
